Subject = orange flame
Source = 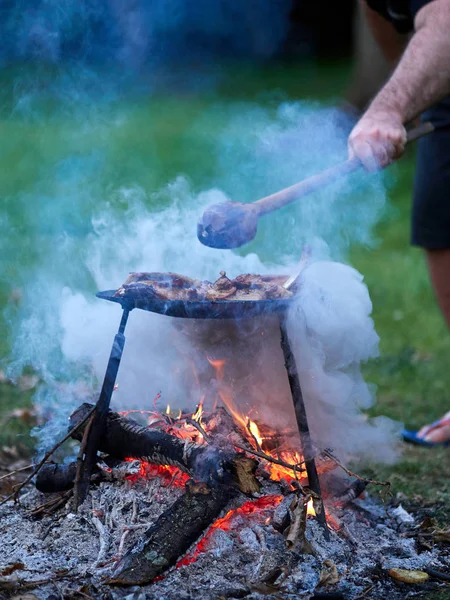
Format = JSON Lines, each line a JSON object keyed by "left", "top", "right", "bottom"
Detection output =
{"left": 217, "top": 388, "right": 248, "bottom": 430}
{"left": 192, "top": 398, "right": 204, "bottom": 422}
{"left": 206, "top": 356, "right": 226, "bottom": 380}
{"left": 248, "top": 419, "right": 263, "bottom": 448}
{"left": 206, "top": 351, "right": 308, "bottom": 486}
{"left": 306, "top": 498, "right": 316, "bottom": 517}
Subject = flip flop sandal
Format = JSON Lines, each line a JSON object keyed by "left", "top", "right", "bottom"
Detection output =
{"left": 402, "top": 418, "right": 450, "bottom": 447}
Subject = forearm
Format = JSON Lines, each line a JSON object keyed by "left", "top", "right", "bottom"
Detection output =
{"left": 368, "top": 0, "right": 450, "bottom": 122}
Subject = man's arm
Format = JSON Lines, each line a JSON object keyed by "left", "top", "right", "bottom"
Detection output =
{"left": 349, "top": 0, "right": 450, "bottom": 169}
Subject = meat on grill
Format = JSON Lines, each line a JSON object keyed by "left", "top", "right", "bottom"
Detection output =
{"left": 116, "top": 272, "right": 206, "bottom": 302}
{"left": 114, "top": 271, "right": 293, "bottom": 302}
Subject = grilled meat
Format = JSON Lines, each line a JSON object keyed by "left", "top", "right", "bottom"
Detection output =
{"left": 114, "top": 270, "right": 293, "bottom": 302}
{"left": 205, "top": 271, "right": 237, "bottom": 301}
{"left": 115, "top": 272, "right": 208, "bottom": 301}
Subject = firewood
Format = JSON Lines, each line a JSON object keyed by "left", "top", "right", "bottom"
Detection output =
{"left": 109, "top": 480, "right": 235, "bottom": 585}
{"left": 35, "top": 462, "right": 78, "bottom": 493}
{"left": 286, "top": 494, "right": 313, "bottom": 553}
{"left": 34, "top": 459, "right": 147, "bottom": 495}
{"left": 335, "top": 480, "right": 368, "bottom": 505}
{"left": 69, "top": 403, "right": 260, "bottom": 495}
{"left": 232, "top": 456, "right": 261, "bottom": 495}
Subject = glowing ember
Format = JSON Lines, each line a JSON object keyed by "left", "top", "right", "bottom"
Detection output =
{"left": 176, "top": 495, "right": 283, "bottom": 569}
{"left": 124, "top": 458, "right": 189, "bottom": 488}
{"left": 119, "top": 409, "right": 157, "bottom": 420}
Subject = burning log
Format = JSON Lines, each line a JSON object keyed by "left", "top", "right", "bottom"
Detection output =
{"left": 109, "top": 480, "right": 235, "bottom": 585}
{"left": 69, "top": 403, "right": 260, "bottom": 495}
{"left": 35, "top": 459, "right": 161, "bottom": 495}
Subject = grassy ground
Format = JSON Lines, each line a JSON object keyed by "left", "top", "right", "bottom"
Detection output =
{"left": 0, "top": 62, "right": 448, "bottom": 523}
{"left": 353, "top": 154, "right": 450, "bottom": 517}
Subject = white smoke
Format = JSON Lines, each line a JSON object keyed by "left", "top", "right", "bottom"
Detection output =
{"left": 5, "top": 102, "right": 401, "bottom": 465}
{"left": 54, "top": 182, "right": 400, "bottom": 466}
{"left": 59, "top": 180, "right": 281, "bottom": 413}
{"left": 288, "top": 261, "right": 400, "bottom": 464}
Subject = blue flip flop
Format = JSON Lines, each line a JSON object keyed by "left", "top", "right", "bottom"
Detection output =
{"left": 402, "top": 422, "right": 450, "bottom": 448}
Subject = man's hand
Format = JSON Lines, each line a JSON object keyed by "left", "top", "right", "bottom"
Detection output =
{"left": 348, "top": 108, "right": 407, "bottom": 170}
{"left": 347, "top": 0, "right": 450, "bottom": 170}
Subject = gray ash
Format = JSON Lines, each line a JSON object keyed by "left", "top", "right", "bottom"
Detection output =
{"left": 0, "top": 467, "right": 448, "bottom": 600}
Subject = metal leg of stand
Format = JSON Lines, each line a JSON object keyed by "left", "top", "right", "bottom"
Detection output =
{"left": 279, "top": 313, "right": 329, "bottom": 540}
{"left": 75, "top": 308, "right": 130, "bottom": 507}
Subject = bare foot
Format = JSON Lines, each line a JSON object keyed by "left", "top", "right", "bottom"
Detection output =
{"left": 417, "top": 411, "right": 450, "bottom": 444}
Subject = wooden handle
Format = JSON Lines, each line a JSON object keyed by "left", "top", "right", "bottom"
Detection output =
{"left": 254, "top": 121, "right": 434, "bottom": 217}
{"left": 405, "top": 120, "right": 434, "bottom": 142}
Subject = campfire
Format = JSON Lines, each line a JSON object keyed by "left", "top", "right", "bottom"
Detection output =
{"left": 1, "top": 268, "right": 449, "bottom": 599}
{"left": 33, "top": 387, "right": 346, "bottom": 583}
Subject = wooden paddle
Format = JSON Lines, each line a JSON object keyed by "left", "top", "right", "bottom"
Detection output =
{"left": 197, "top": 121, "right": 434, "bottom": 249}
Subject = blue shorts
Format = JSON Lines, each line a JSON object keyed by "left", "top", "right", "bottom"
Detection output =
{"left": 412, "top": 99, "right": 450, "bottom": 249}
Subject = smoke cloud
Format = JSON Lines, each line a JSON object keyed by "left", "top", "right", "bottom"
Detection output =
{"left": 1, "top": 2, "right": 399, "bottom": 466}
{"left": 3, "top": 97, "right": 401, "bottom": 466}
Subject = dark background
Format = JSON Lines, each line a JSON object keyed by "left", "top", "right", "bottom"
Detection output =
{"left": 0, "top": 0, "right": 356, "bottom": 68}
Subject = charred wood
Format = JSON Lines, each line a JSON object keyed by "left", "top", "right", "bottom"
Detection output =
{"left": 73, "top": 407, "right": 96, "bottom": 509}
{"left": 35, "top": 461, "right": 109, "bottom": 494}
{"left": 205, "top": 406, "right": 250, "bottom": 448}
{"left": 69, "top": 403, "right": 260, "bottom": 494}
{"left": 109, "top": 481, "right": 235, "bottom": 585}
{"left": 35, "top": 462, "right": 78, "bottom": 493}
{"left": 424, "top": 568, "right": 450, "bottom": 583}
{"left": 286, "top": 494, "right": 313, "bottom": 553}
{"left": 271, "top": 495, "right": 293, "bottom": 533}
{"left": 336, "top": 480, "right": 368, "bottom": 506}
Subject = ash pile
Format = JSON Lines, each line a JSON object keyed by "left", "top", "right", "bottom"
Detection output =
{"left": 0, "top": 402, "right": 449, "bottom": 600}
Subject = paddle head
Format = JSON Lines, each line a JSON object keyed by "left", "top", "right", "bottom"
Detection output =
{"left": 197, "top": 201, "right": 259, "bottom": 249}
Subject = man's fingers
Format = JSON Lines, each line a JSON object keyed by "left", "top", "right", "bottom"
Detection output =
{"left": 349, "top": 135, "right": 404, "bottom": 171}
{"left": 357, "top": 141, "right": 379, "bottom": 171}
{"left": 349, "top": 139, "right": 384, "bottom": 171}
{"left": 392, "top": 137, "right": 406, "bottom": 159}
{"left": 347, "top": 113, "right": 407, "bottom": 171}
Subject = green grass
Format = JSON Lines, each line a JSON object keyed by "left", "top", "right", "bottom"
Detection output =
{"left": 0, "top": 62, "right": 449, "bottom": 521}
{"left": 352, "top": 152, "right": 450, "bottom": 511}
{"left": 0, "top": 382, "right": 34, "bottom": 449}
